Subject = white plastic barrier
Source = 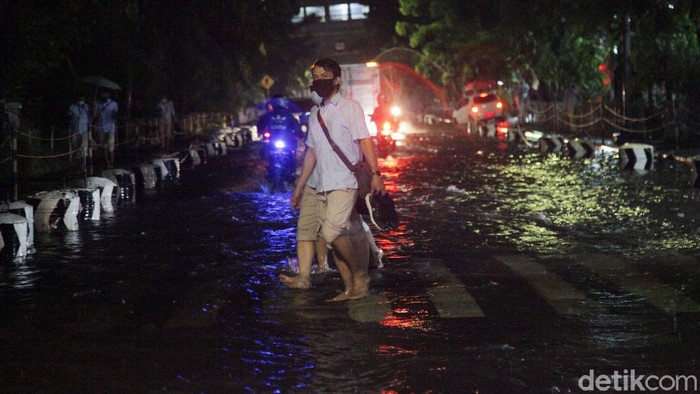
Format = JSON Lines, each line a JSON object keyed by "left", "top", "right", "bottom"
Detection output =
{"left": 538, "top": 135, "right": 566, "bottom": 154}
{"left": 152, "top": 158, "right": 180, "bottom": 180}
{"left": 224, "top": 132, "right": 243, "bottom": 148}
{"left": 26, "top": 190, "right": 81, "bottom": 232}
{"left": 8, "top": 200, "right": 34, "bottom": 248}
{"left": 0, "top": 213, "right": 29, "bottom": 260}
{"left": 180, "top": 149, "right": 202, "bottom": 168}
{"left": 73, "top": 188, "right": 101, "bottom": 221}
{"left": 567, "top": 139, "right": 595, "bottom": 159}
{"left": 203, "top": 141, "right": 226, "bottom": 157}
{"left": 102, "top": 169, "right": 136, "bottom": 204}
{"left": 86, "top": 176, "right": 117, "bottom": 213}
{"left": 133, "top": 163, "right": 158, "bottom": 189}
{"left": 619, "top": 143, "right": 654, "bottom": 172}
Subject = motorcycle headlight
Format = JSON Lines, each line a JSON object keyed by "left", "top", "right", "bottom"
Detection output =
{"left": 390, "top": 105, "right": 401, "bottom": 117}
{"left": 274, "top": 140, "right": 286, "bottom": 149}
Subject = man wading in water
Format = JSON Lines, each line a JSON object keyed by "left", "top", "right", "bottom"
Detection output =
{"left": 290, "top": 58, "right": 385, "bottom": 301}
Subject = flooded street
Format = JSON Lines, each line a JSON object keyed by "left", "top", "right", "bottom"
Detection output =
{"left": 2, "top": 123, "right": 700, "bottom": 392}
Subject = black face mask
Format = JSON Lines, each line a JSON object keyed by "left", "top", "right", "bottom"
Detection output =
{"left": 312, "top": 79, "right": 336, "bottom": 99}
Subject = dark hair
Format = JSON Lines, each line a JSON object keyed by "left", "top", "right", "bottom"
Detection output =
{"left": 312, "top": 58, "right": 341, "bottom": 79}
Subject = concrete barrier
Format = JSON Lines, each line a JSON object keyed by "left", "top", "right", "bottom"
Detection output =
{"left": 619, "top": 143, "right": 654, "bottom": 172}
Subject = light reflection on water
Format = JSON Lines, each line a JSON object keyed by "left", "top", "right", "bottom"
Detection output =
{"left": 1, "top": 134, "right": 699, "bottom": 391}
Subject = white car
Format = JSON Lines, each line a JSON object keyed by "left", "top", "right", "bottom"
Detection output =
{"left": 453, "top": 92, "right": 505, "bottom": 131}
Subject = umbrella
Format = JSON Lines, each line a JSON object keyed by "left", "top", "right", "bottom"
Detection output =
{"left": 81, "top": 75, "right": 121, "bottom": 90}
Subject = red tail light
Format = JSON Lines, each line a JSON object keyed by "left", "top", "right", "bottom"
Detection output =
{"left": 263, "top": 131, "right": 271, "bottom": 140}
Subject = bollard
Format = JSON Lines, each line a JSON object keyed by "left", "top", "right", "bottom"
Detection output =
{"left": 0, "top": 213, "right": 29, "bottom": 260}
{"left": 26, "top": 190, "right": 81, "bottom": 232}
{"left": 566, "top": 139, "right": 595, "bottom": 159}
{"left": 203, "top": 141, "right": 225, "bottom": 157}
{"left": 619, "top": 143, "right": 654, "bottom": 172}
{"left": 180, "top": 149, "right": 202, "bottom": 168}
{"left": 73, "top": 188, "right": 101, "bottom": 221}
{"left": 132, "top": 164, "right": 158, "bottom": 190}
{"left": 538, "top": 135, "right": 566, "bottom": 154}
{"left": 102, "top": 169, "right": 136, "bottom": 204}
{"left": 8, "top": 200, "right": 34, "bottom": 248}
{"left": 86, "top": 176, "right": 117, "bottom": 213}
{"left": 152, "top": 158, "right": 180, "bottom": 180}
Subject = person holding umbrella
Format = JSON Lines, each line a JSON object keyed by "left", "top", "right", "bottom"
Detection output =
{"left": 94, "top": 90, "right": 119, "bottom": 168}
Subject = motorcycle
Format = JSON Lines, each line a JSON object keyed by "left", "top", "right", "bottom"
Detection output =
{"left": 261, "top": 128, "right": 298, "bottom": 192}
{"left": 372, "top": 104, "right": 403, "bottom": 158}
{"left": 375, "top": 119, "right": 398, "bottom": 158}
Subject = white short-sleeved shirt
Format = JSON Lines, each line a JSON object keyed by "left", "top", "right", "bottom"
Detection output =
{"left": 306, "top": 93, "right": 370, "bottom": 193}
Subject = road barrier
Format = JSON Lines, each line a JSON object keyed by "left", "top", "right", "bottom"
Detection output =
{"left": 102, "top": 169, "right": 136, "bottom": 205}
{"left": 86, "top": 177, "right": 117, "bottom": 213}
{"left": 27, "top": 190, "right": 81, "bottom": 232}
{"left": 8, "top": 200, "right": 34, "bottom": 248}
{"left": 0, "top": 117, "right": 254, "bottom": 260}
{"left": 618, "top": 143, "right": 654, "bottom": 172}
{"left": 566, "top": 139, "right": 595, "bottom": 159}
{"left": 538, "top": 135, "right": 566, "bottom": 154}
{"left": 0, "top": 213, "right": 30, "bottom": 260}
{"left": 73, "top": 188, "right": 101, "bottom": 221}
{"left": 152, "top": 158, "right": 180, "bottom": 180}
{"left": 133, "top": 163, "right": 159, "bottom": 190}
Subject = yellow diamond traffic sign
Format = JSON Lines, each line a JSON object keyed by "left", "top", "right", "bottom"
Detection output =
{"left": 260, "top": 74, "right": 275, "bottom": 90}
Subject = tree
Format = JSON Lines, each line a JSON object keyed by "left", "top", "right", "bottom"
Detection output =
{"left": 0, "top": 0, "right": 308, "bottom": 129}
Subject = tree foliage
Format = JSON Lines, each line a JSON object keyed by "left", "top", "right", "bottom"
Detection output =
{"left": 396, "top": 0, "right": 700, "bottom": 105}
{"left": 0, "top": 0, "right": 307, "bottom": 127}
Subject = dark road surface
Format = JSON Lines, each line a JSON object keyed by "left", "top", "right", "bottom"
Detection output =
{"left": 2, "top": 122, "right": 699, "bottom": 393}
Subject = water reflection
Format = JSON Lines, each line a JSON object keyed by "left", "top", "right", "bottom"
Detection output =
{"left": 1, "top": 131, "right": 699, "bottom": 391}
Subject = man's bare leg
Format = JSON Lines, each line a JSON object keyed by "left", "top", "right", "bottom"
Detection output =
{"left": 327, "top": 247, "right": 353, "bottom": 301}
{"left": 315, "top": 238, "right": 331, "bottom": 272}
{"left": 327, "top": 234, "right": 369, "bottom": 301}
{"left": 280, "top": 240, "right": 313, "bottom": 289}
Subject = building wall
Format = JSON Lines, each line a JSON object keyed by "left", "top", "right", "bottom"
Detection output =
{"left": 293, "top": 1, "right": 375, "bottom": 64}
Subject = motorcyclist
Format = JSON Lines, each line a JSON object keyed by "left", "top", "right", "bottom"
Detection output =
{"left": 257, "top": 95, "right": 302, "bottom": 182}
{"left": 370, "top": 92, "right": 398, "bottom": 133}
{"left": 256, "top": 95, "right": 302, "bottom": 141}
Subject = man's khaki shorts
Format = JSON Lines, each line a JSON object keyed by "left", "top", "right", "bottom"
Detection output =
{"left": 296, "top": 185, "right": 321, "bottom": 241}
{"left": 318, "top": 188, "right": 363, "bottom": 244}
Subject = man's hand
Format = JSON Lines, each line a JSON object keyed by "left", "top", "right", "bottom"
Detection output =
{"left": 371, "top": 174, "right": 386, "bottom": 195}
{"left": 291, "top": 185, "right": 304, "bottom": 209}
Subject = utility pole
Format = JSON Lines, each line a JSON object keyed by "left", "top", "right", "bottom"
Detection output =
{"left": 622, "top": 13, "right": 631, "bottom": 117}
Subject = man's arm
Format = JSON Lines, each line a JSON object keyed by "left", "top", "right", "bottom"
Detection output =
{"left": 291, "top": 146, "right": 317, "bottom": 209}
{"left": 359, "top": 138, "right": 386, "bottom": 195}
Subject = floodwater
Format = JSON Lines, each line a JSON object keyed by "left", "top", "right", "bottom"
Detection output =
{"left": 2, "top": 123, "right": 700, "bottom": 392}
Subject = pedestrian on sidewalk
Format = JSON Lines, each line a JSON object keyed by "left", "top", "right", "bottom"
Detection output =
{"left": 157, "top": 95, "right": 176, "bottom": 150}
{"left": 68, "top": 96, "right": 90, "bottom": 158}
{"left": 94, "top": 90, "right": 119, "bottom": 168}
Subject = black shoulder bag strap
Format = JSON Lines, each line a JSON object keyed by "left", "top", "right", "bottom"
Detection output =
{"left": 316, "top": 110, "right": 360, "bottom": 174}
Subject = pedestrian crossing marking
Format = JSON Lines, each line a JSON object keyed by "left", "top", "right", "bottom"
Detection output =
{"left": 497, "top": 255, "right": 593, "bottom": 315}
{"left": 347, "top": 294, "right": 393, "bottom": 323}
{"left": 578, "top": 254, "right": 700, "bottom": 313}
{"left": 414, "top": 259, "right": 485, "bottom": 318}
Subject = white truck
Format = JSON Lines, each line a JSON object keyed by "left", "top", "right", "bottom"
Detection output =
{"left": 339, "top": 63, "right": 381, "bottom": 136}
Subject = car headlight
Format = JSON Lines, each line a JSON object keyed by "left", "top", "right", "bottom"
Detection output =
{"left": 274, "top": 140, "right": 286, "bottom": 149}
